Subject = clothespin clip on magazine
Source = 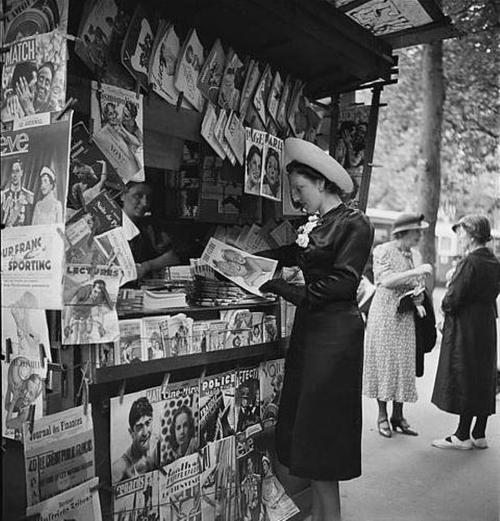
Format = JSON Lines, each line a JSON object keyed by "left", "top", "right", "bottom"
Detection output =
{"left": 176, "top": 91, "right": 184, "bottom": 112}
{"left": 135, "top": 80, "right": 141, "bottom": 99}
{"left": 27, "top": 403, "right": 36, "bottom": 435}
{"left": 39, "top": 343, "right": 47, "bottom": 371}
{"left": 3, "top": 338, "right": 13, "bottom": 363}
{"left": 119, "top": 379, "right": 127, "bottom": 404}
{"left": 56, "top": 97, "right": 77, "bottom": 121}
{"left": 161, "top": 372, "right": 171, "bottom": 390}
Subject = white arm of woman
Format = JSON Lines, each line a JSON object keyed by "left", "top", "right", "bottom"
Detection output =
{"left": 379, "top": 263, "right": 432, "bottom": 289}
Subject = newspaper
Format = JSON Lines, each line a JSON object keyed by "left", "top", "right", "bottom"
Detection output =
{"left": 2, "top": 0, "right": 69, "bottom": 43}
{"left": 90, "top": 81, "right": 145, "bottom": 182}
{"left": 1, "top": 30, "right": 67, "bottom": 123}
{"left": 61, "top": 264, "right": 121, "bottom": 345}
{"left": 1, "top": 223, "right": 65, "bottom": 309}
{"left": 260, "top": 134, "right": 283, "bottom": 202}
{"left": 199, "top": 371, "right": 236, "bottom": 447}
{"left": 113, "top": 471, "right": 159, "bottom": 521}
{"left": 259, "top": 359, "right": 285, "bottom": 428}
{"left": 23, "top": 404, "right": 95, "bottom": 507}
{"left": 159, "top": 453, "right": 201, "bottom": 521}
{"left": 201, "top": 238, "right": 277, "bottom": 296}
{"left": 26, "top": 477, "right": 102, "bottom": 521}
{"left": 200, "top": 436, "right": 238, "bottom": 521}
{"left": 244, "top": 128, "right": 265, "bottom": 196}
{"left": 1, "top": 112, "right": 71, "bottom": 227}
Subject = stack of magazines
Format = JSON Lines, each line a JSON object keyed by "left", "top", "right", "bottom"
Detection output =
{"left": 192, "top": 276, "right": 250, "bottom": 306}
{"left": 143, "top": 289, "right": 187, "bottom": 310}
{"left": 116, "top": 289, "right": 144, "bottom": 315}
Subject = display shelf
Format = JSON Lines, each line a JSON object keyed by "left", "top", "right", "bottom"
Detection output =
{"left": 93, "top": 339, "right": 286, "bottom": 385}
{"left": 117, "top": 299, "right": 278, "bottom": 319}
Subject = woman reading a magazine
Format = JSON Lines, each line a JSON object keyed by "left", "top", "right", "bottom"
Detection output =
{"left": 363, "top": 214, "right": 432, "bottom": 438}
{"left": 258, "top": 138, "right": 373, "bottom": 521}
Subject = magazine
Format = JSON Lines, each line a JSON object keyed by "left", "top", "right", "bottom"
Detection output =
{"left": 159, "top": 378, "right": 200, "bottom": 466}
{"left": 121, "top": 5, "right": 156, "bottom": 88}
{"left": 90, "top": 81, "right": 145, "bottom": 182}
{"left": 213, "top": 109, "right": 235, "bottom": 165}
{"left": 260, "top": 134, "right": 283, "bottom": 202}
{"left": 208, "top": 320, "right": 228, "bottom": 352}
{"left": 149, "top": 22, "right": 188, "bottom": 107}
{"left": 116, "top": 318, "right": 144, "bottom": 365}
{"left": 201, "top": 238, "right": 277, "bottom": 296}
{"left": 198, "top": 39, "right": 226, "bottom": 105}
{"left": 201, "top": 103, "right": 226, "bottom": 160}
{"left": 224, "top": 111, "right": 245, "bottom": 165}
{"left": 239, "top": 60, "right": 261, "bottom": 120}
{"left": 250, "top": 312, "right": 264, "bottom": 345}
{"left": 159, "top": 453, "right": 201, "bottom": 521}
{"left": 174, "top": 28, "right": 205, "bottom": 112}
{"left": 113, "top": 471, "right": 159, "bottom": 521}
{"left": 244, "top": 128, "right": 266, "bottom": 196}
{"left": 267, "top": 72, "right": 283, "bottom": 123}
{"left": 1, "top": 112, "right": 71, "bottom": 227}
{"left": 192, "top": 321, "right": 211, "bottom": 354}
{"left": 75, "top": 0, "right": 133, "bottom": 87}
{"left": 199, "top": 371, "right": 236, "bottom": 447}
{"left": 200, "top": 436, "right": 238, "bottom": 521}
{"left": 2, "top": 0, "right": 68, "bottom": 43}
{"left": 143, "top": 316, "right": 167, "bottom": 360}
{"left": 270, "top": 220, "right": 297, "bottom": 246}
{"left": 61, "top": 264, "right": 121, "bottom": 345}
{"left": 253, "top": 64, "right": 273, "bottom": 126}
{"left": 263, "top": 315, "right": 278, "bottom": 342}
{"left": 26, "top": 477, "right": 102, "bottom": 521}
{"left": 1, "top": 30, "right": 66, "bottom": 123}
{"left": 259, "top": 359, "right": 284, "bottom": 428}
{"left": 218, "top": 49, "right": 245, "bottom": 112}
{"left": 159, "top": 313, "right": 194, "bottom": 357}
{"left": 235, "top": 366, "right": 261, "bottom": 436}
{"left": 23, "top": 404, "right": 95, "bottom": 507}
{"left": 69, "top": 121, "right": 124, "bottom": 212}
{"left": 110, "top": 386, "right": 163, "bottom": 484}
{"left": 276, "top": 75, "right": 292, "bottom": 132}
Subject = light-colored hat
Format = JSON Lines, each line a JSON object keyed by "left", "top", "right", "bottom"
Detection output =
{"left": 39, "top": 166, "right": 56, "bottom": 182}
{"left": 452, "top": 214, "right": 492, "bottom": 242}
{"left": 284, "top": 137, "right": 354, "bottom": 193}
{"left": 391, "top": 213, "right": 429, "bottom": 235}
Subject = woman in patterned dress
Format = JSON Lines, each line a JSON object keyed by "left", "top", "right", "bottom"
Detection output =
{"left": 363, "top": 214, "right": 433, "bottom": 437}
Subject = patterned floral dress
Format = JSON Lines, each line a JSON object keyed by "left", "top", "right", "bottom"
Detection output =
{"left": 363, "top": 241, "right": 422, "bottom": 403}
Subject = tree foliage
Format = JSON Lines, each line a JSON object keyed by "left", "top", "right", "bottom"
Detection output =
{"left": 368, "top": 0, "right": 499, "bottom": 224}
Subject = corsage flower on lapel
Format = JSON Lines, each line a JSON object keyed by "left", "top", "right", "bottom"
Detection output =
{"left": 296, "top": 214, "right": 320, "bottom": 248}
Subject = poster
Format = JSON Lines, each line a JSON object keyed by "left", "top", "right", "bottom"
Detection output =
{"left": 1, "top": 223, "right": 65, "bottom": 309}
{"left": 26, "top": 477, "right": 102, "bottom": 521}
{"left": 244, "top": 128, "right": 265, "bottom": 196}
{"left": 23, "top": 405, "right": 95, "bottom": 507}
{"left": 90, "top": 81, "right": 145, "bottom": 182}
{"left": 200, "top": 436, "right": 238, "bottom": 521}
{"left": 159, "top": 453, "right": 201, "bottom": 521}
{"left": 149, "top": 22, "right": 187, "bottom": 106}
{"left": 201, "top": 238, "right": 277, "bottom": 296}
{"left": 1, "top": 30, "right": 67, "bottom": 122}
{"left": 113, "top": 471, "right": 159, "bottom": 521}
{"left": 1, "top": 113, "right": 71, "bottom": 227}
{"left": 2, "top": 0, "right": 69, "bottom": 43}
{"left": 174, "top": 29, "right": 204, "bottom": 112}
{"left": 61, "top": 264, "right": 121, "bottom": 345}
{"left": 260, "top": 134, "right": 283, "bottom": 202}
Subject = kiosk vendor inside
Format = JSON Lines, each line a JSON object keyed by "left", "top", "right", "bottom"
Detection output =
{"left": 122, "top": 181, "right": 180, "bottom": 279}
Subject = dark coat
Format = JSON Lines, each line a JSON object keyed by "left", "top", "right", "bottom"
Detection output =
{"left": 261, "top": 204, "right": 374, "bottom": 481}
{"left": 432, "top": 247, "right": 500, "bottom": 416}
{"left": 415, "top": 292, "right": 437, "bottom": 377}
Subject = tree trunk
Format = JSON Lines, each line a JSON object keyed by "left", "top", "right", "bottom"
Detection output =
{"left": 418, "top": 40, "right": 445, "bottom": 291}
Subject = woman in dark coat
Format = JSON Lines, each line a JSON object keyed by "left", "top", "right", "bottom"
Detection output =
{"left": 259, "top": 138, "right": 373, "bottom": 521}
{"left": 432, "top": 214, "right": 500, "bottom": 450}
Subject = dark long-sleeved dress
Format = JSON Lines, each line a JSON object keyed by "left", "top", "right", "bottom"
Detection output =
{"left": 262, "top": 203, "right": 373, "bottom": 481}
{"left": 432, "top": 247, "right": 500, "bottom": 416}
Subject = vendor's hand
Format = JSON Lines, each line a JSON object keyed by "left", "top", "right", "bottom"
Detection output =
{"left": 135, "top": 262, "right": 150, "bottom": 279}
{"left": 259, "top": 279, "right": 281, "bottom": 295}
{"left": 416, "top": 305, "right": 426, "bottom": 318}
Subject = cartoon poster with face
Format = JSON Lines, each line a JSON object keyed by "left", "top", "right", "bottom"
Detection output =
{"left": 260, "top": 134, "right": 283, "bottom": 202}
{"left": 90, "top": 81, "right": 144, "bottom": 183}
{"left": 1, "top": 30, "right": 66, "bottom": 124}
{"left": 149, "top": 22, "right": 190, "bottom": 107}
{"left": 244, "top": 128, "right": 265, "bottom": 196}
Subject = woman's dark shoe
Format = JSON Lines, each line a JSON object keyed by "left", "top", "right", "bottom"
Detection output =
{"left": 390, "top": 417, "right": 418, "bottom": 436}
{"left": 377, "top": 418, "right": 392, "bottom": 438}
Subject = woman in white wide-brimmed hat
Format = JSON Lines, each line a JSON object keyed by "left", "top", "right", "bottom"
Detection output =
{"left": 363, "top": 213, "right": 433, "bottom": 438}
{"left": 31, "top": 166, "right": 63, "bottom": 225}
{"left": 259, "top": 137, "right": 374, "bottom": 521}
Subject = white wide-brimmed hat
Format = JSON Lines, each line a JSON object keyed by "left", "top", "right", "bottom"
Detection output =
{"left": 284, "top": 137, "right": 354, "bottom": 194}
{"left": 39, "top": 166, "right": 56, "bottom": 182}
{"left": 391, "top": 213, "right": 429, "bottom": 235}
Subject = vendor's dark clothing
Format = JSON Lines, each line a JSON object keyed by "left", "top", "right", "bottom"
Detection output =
{"left": 128, "top": 216, "right": 173, "bottom": 263}
{"left": 261, "top": 203, "right": 373, "bottom": 481}
{"left": 432, "top": 247, "right": 500, "bottom": 416}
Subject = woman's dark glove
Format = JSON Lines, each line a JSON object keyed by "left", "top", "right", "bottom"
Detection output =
{"left": 259, "top": 279, "right": 305, "bottom": 307}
